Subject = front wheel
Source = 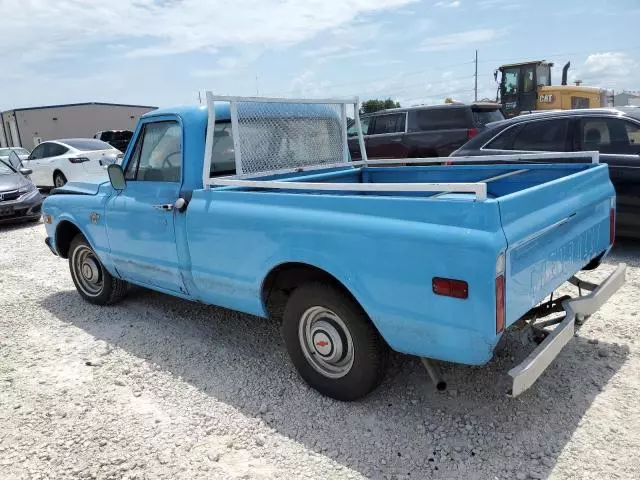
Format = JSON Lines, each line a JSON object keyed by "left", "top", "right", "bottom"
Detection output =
{"left": 282, "top": 283, "right": 389, "bottom": 401}
{"left": 68, "top": 234, "right": 127, "bottom": 305}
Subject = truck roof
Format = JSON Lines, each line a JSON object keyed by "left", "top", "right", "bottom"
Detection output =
{"left": 143, "top": 102, "right": 345, "bottom": 123}
{"left": 143, "top": 104, "right": 230, "bottom": 121}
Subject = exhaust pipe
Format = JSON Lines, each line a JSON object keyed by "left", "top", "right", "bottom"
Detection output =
{"left": 561, "top": 62, "right": 571, "bottom": 86}
{"left": 420, "top": 358, "right": 447, "bottom": 391}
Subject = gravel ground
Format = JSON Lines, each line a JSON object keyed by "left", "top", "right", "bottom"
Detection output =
{"left": 1, "top": 220, "right": 639, "bottom": 480}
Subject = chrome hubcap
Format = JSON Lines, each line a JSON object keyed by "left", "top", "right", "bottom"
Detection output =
{"left": 55, "top": 176, "right": 65, "bottom": 187}
{"left": 72, "top": 245, "right": 103, "bottom": 296}
{"left": 299, "top": 306, "right": 354, "bottom": 378}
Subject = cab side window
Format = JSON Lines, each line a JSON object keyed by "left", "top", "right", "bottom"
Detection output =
{"left": 124, "top": 121, "right": 182, "bottom": 182}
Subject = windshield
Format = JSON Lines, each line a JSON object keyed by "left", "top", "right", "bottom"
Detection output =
{"left": 0, "top": 147, "right": 29, "bottom": 157}
{"left": 0, "top": 160, "right": 16, "bottom": 175}
{"left": 62, "top": 139, "right": 113, "bottom": 151}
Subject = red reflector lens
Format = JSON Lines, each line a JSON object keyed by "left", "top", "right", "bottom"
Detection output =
{"left": 496, "top": 275, "right": 505, "bottom": 334}
{"left": 432, "top": 278, "right": 468, "bottom": 299}
{"left": 610, "top": 208, "right": 615, "bottom": 246}
{"left": 467, "top": 128, "right": 479, "bottom": 140}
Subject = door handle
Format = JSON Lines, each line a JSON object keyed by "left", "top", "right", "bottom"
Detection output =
{"left": 152, "top": 204, "right": 174, "bottom": 211}
{"left": 390, "top": 138, "right": 402, "bottom": 143}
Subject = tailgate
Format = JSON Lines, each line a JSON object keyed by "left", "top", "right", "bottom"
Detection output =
{"left": 497, "top": 164, "right": 615, "bottom": 326}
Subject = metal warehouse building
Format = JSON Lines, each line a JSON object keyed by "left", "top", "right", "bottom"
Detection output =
{"left": 0, "top": 102, "right": 157, "bottom": 150}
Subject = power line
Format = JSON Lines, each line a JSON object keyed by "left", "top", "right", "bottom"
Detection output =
{"left": 264, "top": 59, "right": 476, "bottom": 96}
{"left": 477, "top": 45, "right": 640, "bottom": 66}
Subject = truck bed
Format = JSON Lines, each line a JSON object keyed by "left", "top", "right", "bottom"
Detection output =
{"left": 249, "top": 163, "right": 598, "bottom": 199}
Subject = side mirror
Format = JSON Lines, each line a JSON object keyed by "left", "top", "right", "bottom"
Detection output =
{"left": 107, "top": 164, "right": 127, "bottom": 190}
{"left": 19, "top": 167, "right": 33, "bottom": 176}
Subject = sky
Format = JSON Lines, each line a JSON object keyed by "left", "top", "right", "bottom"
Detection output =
{"left": 1, "top": 0, "right": 640, "bottom": 111}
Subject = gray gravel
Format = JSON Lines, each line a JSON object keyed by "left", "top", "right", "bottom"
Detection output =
{"left": 1, "top": 221, "right": 639, "bottom": 479}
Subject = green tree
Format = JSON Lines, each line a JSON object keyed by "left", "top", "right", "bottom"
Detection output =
{"left": 360, "top": 98, "right": 401, "bottom": 114}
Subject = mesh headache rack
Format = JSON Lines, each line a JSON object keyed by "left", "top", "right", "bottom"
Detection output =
{"left": 202, "top": 93, "right": 599, "bottom": 201}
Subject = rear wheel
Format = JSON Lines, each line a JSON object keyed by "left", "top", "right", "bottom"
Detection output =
{"left": 68, "top": 234, "right": 127, "bottom": 305}
{"left": 53, "top": 171, "right": 67, "bottom": 188}
{"left": 282, "top": 283, "right": 388, "bottom": 401}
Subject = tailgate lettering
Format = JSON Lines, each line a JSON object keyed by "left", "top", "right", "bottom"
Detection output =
{"left": 530, "top": 224, "right": 600, "bottom": 297}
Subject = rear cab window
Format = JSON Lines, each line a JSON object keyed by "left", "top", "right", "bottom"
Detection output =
{"left": 209, "top": 121, "right": 236, "bottom": 176}
{"left": 408, "top": 107, "right": 470, "bottom": 132}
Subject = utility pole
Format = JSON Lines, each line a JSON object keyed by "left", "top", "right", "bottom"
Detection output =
{"left": 474, "top": 49, "right": 478, "bottom": 102}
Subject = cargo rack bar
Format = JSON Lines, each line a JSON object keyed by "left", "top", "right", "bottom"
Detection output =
{"left": 201, "top": 94, "right": 599, "bottom": 202}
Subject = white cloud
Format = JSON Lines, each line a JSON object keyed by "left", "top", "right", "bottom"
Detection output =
{"left": 584, "top": 52, "right": 636, "bottom": 77}
{"left": 2, "top": 0, "right": 416, "bottom": 60}
{"left": 478, "top": 0, "right": 520, "bottom": 10}
{"left": 419, "top": 29, "right": 501, "bottom": 51}
{"left": 435, "top": 1, "right": 461, "bottom": 8}
{"left": 565, "top": 52, "right": 638, "bottom": 89}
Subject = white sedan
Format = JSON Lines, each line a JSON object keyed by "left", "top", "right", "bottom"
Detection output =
{"left": 23, "top": 139, "right": 121, "bottom": 188}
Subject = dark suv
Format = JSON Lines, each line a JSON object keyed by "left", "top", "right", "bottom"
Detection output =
{"left": 93, "top": 130, "right": 133, "bottom": 153}
{"left": 451, "top": 107, "right": 640, "bottom": 238}
{"left": 347, "top": 103, "right": 503, "bottom": 160}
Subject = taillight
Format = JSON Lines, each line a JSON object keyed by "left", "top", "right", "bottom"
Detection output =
{"left": 432, "top": 278, "right": 468, "bottom": 299}
{"left": 496, "top": 275, "right": 505, "bottom": 334}
{"left": 467, "top": 128, "right": 479, "bottom": 140}
{"left": 495, "top": 253, "right": 505, "bottom": 334}
{"left": 610, "top": 207, "right": 615, "bottom": 246}
{"left": 69, "top": 157, "right": 90, "bottom": 164}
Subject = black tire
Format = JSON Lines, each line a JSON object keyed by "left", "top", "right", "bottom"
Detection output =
{"left": 53, "top": 171, "right": 67, "bottom": 188}
{"left": 282, "top": 283, "right": 388, "bottom": 401}
{"left": 68, "top": 234, "right": 127, "bottom": 305}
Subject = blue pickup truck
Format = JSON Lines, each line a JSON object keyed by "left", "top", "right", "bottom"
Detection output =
{"left": 42, "top": 95, "right": 626, "bottom": 401}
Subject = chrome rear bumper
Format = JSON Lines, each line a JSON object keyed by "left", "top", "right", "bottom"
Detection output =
{"left": 508, "top": 263, "right": 627, "bottom": 397}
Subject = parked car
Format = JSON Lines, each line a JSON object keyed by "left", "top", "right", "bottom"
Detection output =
{"left": 42, "top": 97, "right": 624, "bottom": 401}
{"left": 347, "top": 102, "right": 504, "bottom": 160}
{"left": 0, "top": 147, "right": 30, "bottom": 167}
{"left": 23, "top": 139, "right": 121, "bottom": 188}
{"left": 0, "top": 152, "right": 43, "bottom": 224}
{"left": 451, "top": 107, "right": 640, "bottom": 238}
{"left": 93, "top": 130, "right": 133, "bottom": 153}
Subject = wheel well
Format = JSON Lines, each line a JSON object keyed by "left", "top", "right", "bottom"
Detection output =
{"left": 262, "top": 263, "right": 361, "bottom": 321}
{"left": 55, "top": 221, "right": 82, "bottom": 258}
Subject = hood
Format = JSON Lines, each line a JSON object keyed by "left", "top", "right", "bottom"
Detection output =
{"left": 0, "top": 171, "right": 32, "bottom": 192}
{"left": 51, "top": 180, "right": 109, "bottom": 196}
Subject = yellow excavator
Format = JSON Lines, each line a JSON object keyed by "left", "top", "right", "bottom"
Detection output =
{"left": 495, "top": 60, "right": 609, "bottom": 117}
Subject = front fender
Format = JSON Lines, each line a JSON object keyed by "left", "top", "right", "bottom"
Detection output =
{"left": 43, "top": 190, "right": 117, "bottom": 276}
